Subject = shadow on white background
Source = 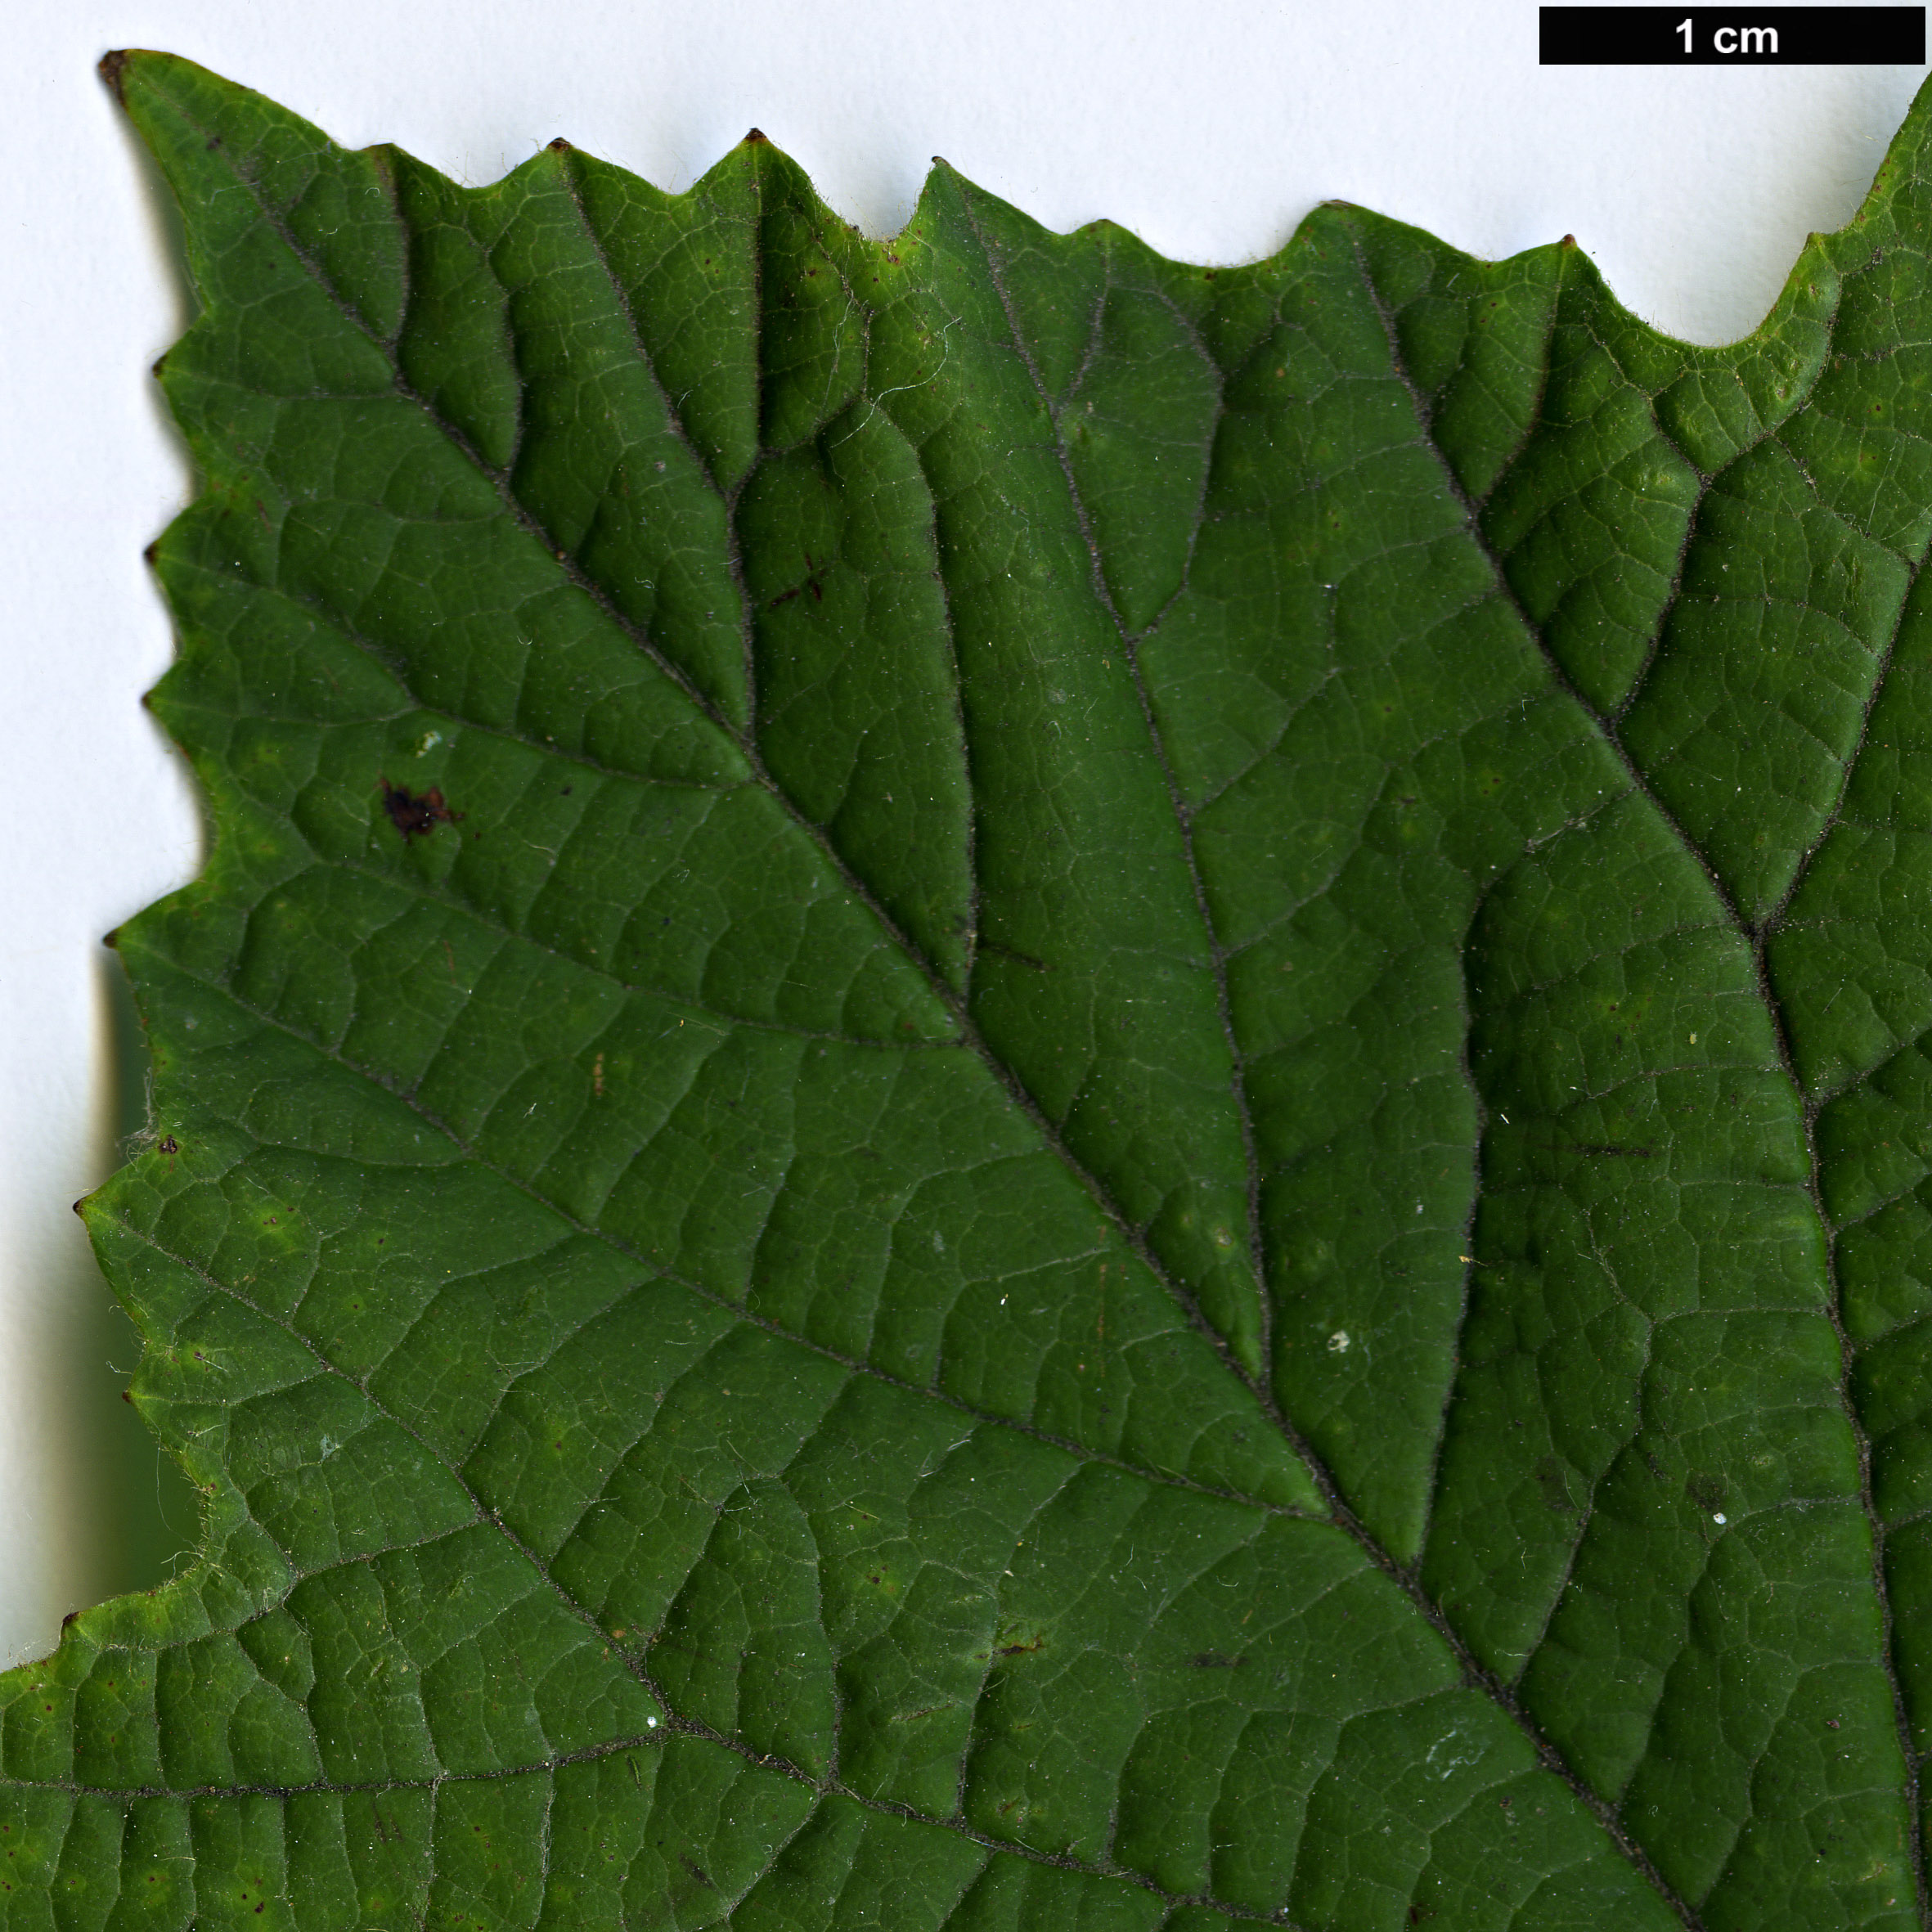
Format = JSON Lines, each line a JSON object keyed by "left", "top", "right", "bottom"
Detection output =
{"left": 1, "top": 0, "right": 1923, "bottom": 1667}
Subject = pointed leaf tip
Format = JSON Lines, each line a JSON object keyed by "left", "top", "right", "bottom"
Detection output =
{"left": 97, "top": 49, "right": 131, "bottom": 104}
{"left": 744, "top": 127, "right": 769, "bottom": 144}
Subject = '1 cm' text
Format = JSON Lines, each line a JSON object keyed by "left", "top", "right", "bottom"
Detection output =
{"left": 1676, "top": 17, "right": 1781, "bottom": 52}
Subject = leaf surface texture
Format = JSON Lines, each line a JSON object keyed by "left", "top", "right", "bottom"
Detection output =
{"left": 8, "top": 51, "right": 1932, "bottom": 1930}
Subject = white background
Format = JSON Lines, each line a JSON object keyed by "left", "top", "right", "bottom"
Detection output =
{"left": 2, "top": 0, "right": 1923, "bottom": 1666}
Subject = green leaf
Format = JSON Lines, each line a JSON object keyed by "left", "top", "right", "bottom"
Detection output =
{"left": 9, "top": 46, "right": 1932, "bottom": 1928}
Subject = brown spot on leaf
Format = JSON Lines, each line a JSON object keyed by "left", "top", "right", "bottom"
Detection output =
{"left": 380, "top": 779, "right": 461, "bottom": 841}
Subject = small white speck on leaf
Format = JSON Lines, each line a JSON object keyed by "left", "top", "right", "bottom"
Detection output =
{"left": 1714, "top": 1512, "right": 1727, "bottom": 1525}
{"left": 1328, "top": 1330, "right": 1350, "bottom": 1353}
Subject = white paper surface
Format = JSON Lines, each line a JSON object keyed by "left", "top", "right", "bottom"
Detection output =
{"left": 1, "top": 0, "right": 1922, "bottom": 1665}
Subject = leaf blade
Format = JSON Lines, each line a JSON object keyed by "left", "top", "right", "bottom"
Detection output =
{"left": 16, "top": 47, "right": 1932, "bottom": 1930}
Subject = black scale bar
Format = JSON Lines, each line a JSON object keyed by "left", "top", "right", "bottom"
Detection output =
{"left": 1540, "top": 6, "right": 1925, "bottom": 62}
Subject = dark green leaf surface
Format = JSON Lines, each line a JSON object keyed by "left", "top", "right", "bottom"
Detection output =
{"left": 8, "top": 49, "right": 1932, "bottom": 1928}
